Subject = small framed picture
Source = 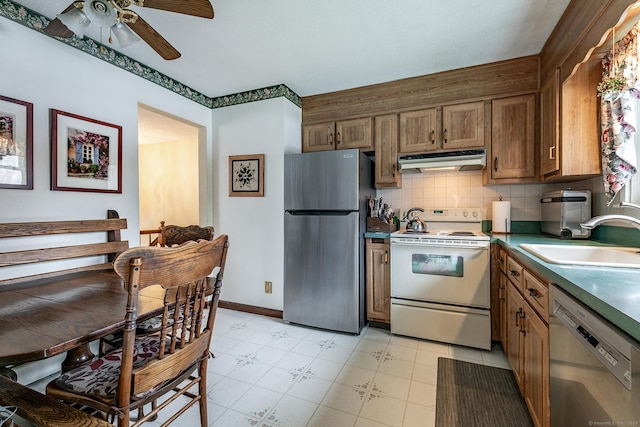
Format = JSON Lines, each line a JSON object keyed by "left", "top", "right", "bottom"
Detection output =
{"left": 229, "top": 153, "right": 264, "bottom": 197}
{"left": 50, "top": 109, "right": 122, "bottom": 193}
{"left": 0, "top": 95, "right": 33, "bottom": 190}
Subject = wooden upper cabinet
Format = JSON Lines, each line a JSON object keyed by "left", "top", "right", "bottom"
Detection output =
{"left": 399, "top": 108, "right": 440, "bottom": 153}
{"left": 488, "top": 94, "right": 537, "bottom": 182}
{"left": 399, "top": 101, "right": 485, "bottom": 154}
{"left": 539, "top": 59, "right": 601, "bottom": 181}
{"left": 539, "top": 70, "right": 560, "bottom": 178}
{"left": 302, "top": 118, "right": 373, "bottom": 152}
{"left": 336, "top": 117, "right": 373, "bottom": 150}
{"left": 302, "top": 122, "right": 335, "bottom": 152}
{"left": 374, "top": 114, "right": 401, "bottom": 188}
{"left": 442, "top": 101, "right": 485, "bottom": 150}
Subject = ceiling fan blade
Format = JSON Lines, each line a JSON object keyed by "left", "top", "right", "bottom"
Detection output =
{"left": 141, "top": 0, "right": 214, "bottom": 19}
{"left": 128, "top": 16, "right": 181, "bottom": 60}
{"left": 43, "top": 2, "right": 76, "bottom": 38}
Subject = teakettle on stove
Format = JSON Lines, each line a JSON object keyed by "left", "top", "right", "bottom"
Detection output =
{"left": 404, "top": 207, "right": 426, "bottom": 233}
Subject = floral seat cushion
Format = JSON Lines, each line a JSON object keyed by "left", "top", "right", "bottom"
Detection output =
{"left": 137, "top": 311, "right": 175, "bottom": 332}
{"left": 55, "top": 336, "right": 161, "bottom": 397}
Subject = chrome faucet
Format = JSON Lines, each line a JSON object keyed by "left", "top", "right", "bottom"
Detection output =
{"left": 580, "top": 214, "right": 640, "bottom": 231}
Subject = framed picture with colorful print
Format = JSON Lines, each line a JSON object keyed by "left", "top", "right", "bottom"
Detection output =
{"left": 229, "top": 153, "right": 264, "bottom": 197}
{"left": 50, "top": 109, "right": 122, "bottom": 193}
{"left": 0, "top": 95, "right": 33, "bottom": 190}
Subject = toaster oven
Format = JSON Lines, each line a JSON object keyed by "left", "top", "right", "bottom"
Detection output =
{"left": 541, "top": 190, "right": 591, "bottom": 239}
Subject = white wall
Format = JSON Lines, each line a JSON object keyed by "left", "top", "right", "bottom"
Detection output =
{"left": 139, "top": 139, "right": 200, "bottom": 230}
{"left": 0, "top": 20, "right": 213, "bottom": 245}
{"left": 212, "top": 98, "right": 301, "bottom": 311}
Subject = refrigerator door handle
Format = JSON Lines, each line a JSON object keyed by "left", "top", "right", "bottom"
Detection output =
{"left": 286, "top": 210, "right": 355, "bottom": 216}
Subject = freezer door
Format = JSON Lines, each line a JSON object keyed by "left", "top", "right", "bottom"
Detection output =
{"left": 284, "top": 211, "right": 363, "bottom": 333}
{"left": 285, "top": 150, "right": 361, "bottom": 211}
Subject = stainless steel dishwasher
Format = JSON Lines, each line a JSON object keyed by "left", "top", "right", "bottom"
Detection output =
{"left": 550, "top": 285, "right": 640, "bottom": 426}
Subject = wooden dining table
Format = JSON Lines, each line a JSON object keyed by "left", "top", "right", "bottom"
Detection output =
{"left": 0, "top": 268, "right": 167, "bottom": 373}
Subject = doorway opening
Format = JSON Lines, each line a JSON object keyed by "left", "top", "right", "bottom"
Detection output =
{"left": 138, "top": 104, "right": 203, "bottom": 244}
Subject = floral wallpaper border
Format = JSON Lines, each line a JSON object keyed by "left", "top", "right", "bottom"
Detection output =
{"left": 0, "top": 0, "right": 302, "bottom": 110}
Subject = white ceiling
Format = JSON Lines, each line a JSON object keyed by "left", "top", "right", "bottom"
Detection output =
{"left": 13, "top": 0, "right": 571, "bottom": 99}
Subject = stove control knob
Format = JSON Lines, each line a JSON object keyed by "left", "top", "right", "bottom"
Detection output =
{"left": 462, "top": 211, "right": 468, "bottom": 217}
{"left": 472, "top": 211, "right": 478, "bottom": 218}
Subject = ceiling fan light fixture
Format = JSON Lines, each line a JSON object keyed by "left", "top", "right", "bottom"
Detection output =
{"left": 84, "top": 0, "right": 118, "bottom": 27}
{"left": 111, "top": 21, "right": 140, "bottom": 48}
{"left": 57, "top": 7, "right": 91, "bottom": 37}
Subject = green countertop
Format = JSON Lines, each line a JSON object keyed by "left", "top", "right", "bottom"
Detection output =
{"left": 492, "top": 234, "right": 640, "bottom": 343}
{"left": 364, "top": 232, "right": 391, "bottom": 239}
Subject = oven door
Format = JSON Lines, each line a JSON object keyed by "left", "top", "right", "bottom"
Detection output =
{"left": 390, "top": 240, "right": 489, "bottom": 308}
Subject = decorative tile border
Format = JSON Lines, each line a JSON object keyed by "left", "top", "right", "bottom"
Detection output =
{"left": 211, "top": 84, "right": 302, "bottom": 109}
{"left": 0, "top": 0, "right": 301, "bottom": 109}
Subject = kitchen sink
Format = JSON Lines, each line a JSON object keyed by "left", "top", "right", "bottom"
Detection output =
{"left": 519, "top": 243, "right": 640, "bottom": 268}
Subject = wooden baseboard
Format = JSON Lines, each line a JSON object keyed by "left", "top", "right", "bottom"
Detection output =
{"left": 218, "top": 300, "right": 283, "bottom": 318}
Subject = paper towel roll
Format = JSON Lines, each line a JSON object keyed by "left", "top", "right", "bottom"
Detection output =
{"left": 492, "top": 201, "right": 511, "bottom": 233}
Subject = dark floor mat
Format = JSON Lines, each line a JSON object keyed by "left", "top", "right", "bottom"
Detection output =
{"left": 435, "top": 357, "right": 534, "bottom": 427}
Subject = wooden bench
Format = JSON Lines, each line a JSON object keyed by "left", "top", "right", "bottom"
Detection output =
{"left": 0, "top": 210, "right": 129, "bottom": 371}
{"left": 0, "top": 375, "right": 113, "bottom": 426}
{"left": 0, "top": 209, "right": 128, "bottom": 287}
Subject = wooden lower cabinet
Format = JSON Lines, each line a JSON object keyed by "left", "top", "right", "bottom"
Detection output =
{"left": 365, "top": 238, "right": 390, "bottom": 323}
{"left": 504, "top": 263, "right": 550, "bottom": 427}
{"left": 522, "top": 302, "right": 550, "bottom": 427}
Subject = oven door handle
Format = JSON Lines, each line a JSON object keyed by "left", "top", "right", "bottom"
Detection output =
{"left": 391, "top": 241, "right": 489, "bottom": 251}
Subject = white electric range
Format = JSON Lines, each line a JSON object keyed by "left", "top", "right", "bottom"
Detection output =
{"left": 389, "top": 208, "right": 491, "bottom": 350}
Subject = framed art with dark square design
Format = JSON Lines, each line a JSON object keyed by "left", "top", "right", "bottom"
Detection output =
{"left": 229, "top": 153, "right": 264, "bottom": 197}
{"left": 50, "top": 109, "right": 122, "bottom": 193}
{"left": 0, "top": 95, "right": 33, "bottom": 190}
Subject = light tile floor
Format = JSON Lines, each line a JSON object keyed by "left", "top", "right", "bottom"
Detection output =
{"left": 30, "top": 308, "right": 511, "bottom": 427}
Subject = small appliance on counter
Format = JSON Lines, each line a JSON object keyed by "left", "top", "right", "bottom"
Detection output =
{"left": 541, "top": 190, "right": 591, "bottom": 239}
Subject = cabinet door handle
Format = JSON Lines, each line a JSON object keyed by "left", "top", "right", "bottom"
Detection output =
{"left": 549, "top": 145, "right": 556, "bottom": 160}
{"left": 528, "top": 288, "right": 540, "bottom": 298}
{"left": 515, "top": 308, "right": 523, "bottom": 327}
{"left": 520, "top": 311, "right": 527, "bottom": 336}
{"left": 443, "top": 128, "right": 448, "bottom": 144}
{"left": 430, "top": 130, "right": 436, "bottom": 144}
{"left": 336, "top": 132, "right": 341, "bottom": 145}
{"left": 494, "top": 157, "right": 498, "bottom": 172}
{"left": 328, "top": 132, "right": 334, "bottom": 144}
{"left": 384, "top": 251, "right": 389, "bottom": 264}
{"left": 392, "top": 163, "right": 396, "bottom": 177}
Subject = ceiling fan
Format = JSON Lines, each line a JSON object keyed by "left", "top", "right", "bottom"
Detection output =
{"left": 44, "top": 0, "right": 214, "bottom": 60}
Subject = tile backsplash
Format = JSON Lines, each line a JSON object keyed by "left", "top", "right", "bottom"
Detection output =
{"left": 375, "top": 171, "right": 628, "bottom": 222}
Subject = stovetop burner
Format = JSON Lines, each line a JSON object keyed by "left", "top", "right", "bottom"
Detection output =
{"left": 447, "top": 231, "right": 475, "bottom": 236}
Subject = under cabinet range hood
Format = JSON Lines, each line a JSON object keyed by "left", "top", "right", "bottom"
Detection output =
{"left": 398, "top": 149, "right": 487, "bottom": 173}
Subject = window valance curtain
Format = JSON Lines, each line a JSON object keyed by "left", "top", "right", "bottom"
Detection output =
{"left": 600, "top": 22, "right": 640, "bottom": 205}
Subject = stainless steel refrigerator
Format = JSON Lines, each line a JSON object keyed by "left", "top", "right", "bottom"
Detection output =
{"left": 284, "top": 149, "right": 373, "bottom": 334}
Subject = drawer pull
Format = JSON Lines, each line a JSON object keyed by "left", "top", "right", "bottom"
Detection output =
{"left": 509, "top": 270, "right": 520, "bottom": 277}
{"left": 528, "top": 288, "right": 540, "bottom": 298}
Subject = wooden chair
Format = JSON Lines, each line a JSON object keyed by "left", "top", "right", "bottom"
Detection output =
{"left": 46, "top": 235, "right": 230, "bottom": 427}
{"left": 158, "top": 222, "right": 214, "bottom": 247}
{"left": 100, "top": 223, "right": 216, "bottom": 354}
